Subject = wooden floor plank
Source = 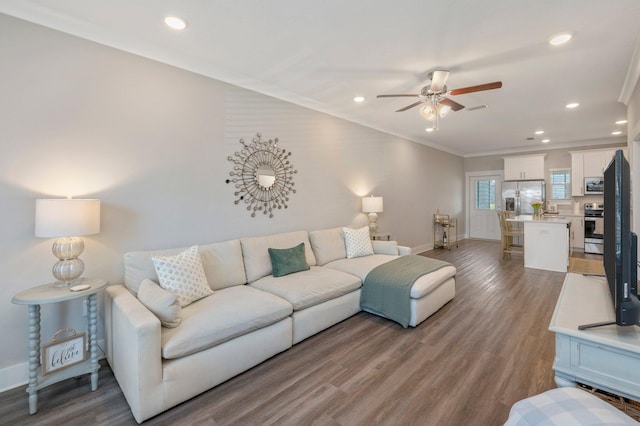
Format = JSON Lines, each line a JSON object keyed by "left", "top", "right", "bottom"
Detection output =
{"left": 0, "top": 239, "right": 568, "bottom": 425}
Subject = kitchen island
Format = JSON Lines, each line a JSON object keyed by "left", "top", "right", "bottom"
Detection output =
{"left": 507, "top": 215, "right": 571, "bottom": 272}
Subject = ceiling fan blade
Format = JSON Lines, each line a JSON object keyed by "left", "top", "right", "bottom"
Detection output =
{"left": 449, "top": 81, "right": 502, "bottom": 96}
{"left": 377, "top": 94, "right": 420, "bottom": 98}
{"left": 396, "top": 100, "right": 425, "bottom": 112}
{"left": 439, "top": 97, "right": 465, "bottom": 112}
{"left": 430, "top": 70, "right": 450, "bottom": 93}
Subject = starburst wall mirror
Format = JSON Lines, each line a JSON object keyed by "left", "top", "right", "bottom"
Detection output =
{"left": 226, "top": 133, "right": 297, "bottom": 218}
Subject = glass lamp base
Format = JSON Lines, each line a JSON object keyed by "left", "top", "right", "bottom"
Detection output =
{"left": 51, "top": 237, "right": 85, "bottom": 285}
{"left": 53, "top": 277, "right": 85, "bottom": 288}
{"left": 368, "top": 212, "right": 379, "bottom": 234}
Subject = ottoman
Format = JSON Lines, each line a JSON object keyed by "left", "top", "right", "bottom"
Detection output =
{"left": 504, "top": 387, "right": 639, "bottom": 425}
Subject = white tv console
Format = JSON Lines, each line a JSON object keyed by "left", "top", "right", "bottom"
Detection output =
{"left": 549, "top": 273, "right": 640, "bottom": 401}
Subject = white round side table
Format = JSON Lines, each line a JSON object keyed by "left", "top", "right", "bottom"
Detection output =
{"left": 12, "top": 278, "right": 108, "bottom": 415}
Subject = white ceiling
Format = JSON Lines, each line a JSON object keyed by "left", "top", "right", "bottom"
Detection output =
{"left": 2, "top": 0, "right": 640, "bottom": 157}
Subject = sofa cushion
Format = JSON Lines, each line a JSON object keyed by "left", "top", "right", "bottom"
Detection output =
{"left": 324, "top": 254, "right": 399, "bottom": 282}
{"left": 124, "top": 239, "right": 247, "bottom": 294}
{"left": 372, "top": 240, "right": 399, "bottom": 255}
{"left": 161, "top": 285, "right": 293, "bottom": 359}
{"left": 197, "top": 239, "right": 248, "bottom": 290}
{"left": 309, "top": 227, "right": 347, "bottom": 266}
{"left": 249, "top": 266, "right": 361, "bottom": 311}
{"left": 269, "top": 243, "right": 310, "bottom": 277}
{"left": 152, "top": 246, "right": 213, "bottom": 307}
{"left": 343, "top": 226, "right": 374, "bottom": 258}
{"left": 137, "top": 279, "right": 182, "bottom": 328}
{"left": 240, "top": 231, "right": 317, "bottom": 283}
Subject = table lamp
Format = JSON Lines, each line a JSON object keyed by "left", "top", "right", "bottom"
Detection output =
{"left": 35, "top": 198, "right": 101, "bottom": 286}
{"left": 362, "top": 195, "right": 383, "bottom": 234}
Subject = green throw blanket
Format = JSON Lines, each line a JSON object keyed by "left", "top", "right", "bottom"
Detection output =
{"left": 361, "top": 255, "right": 452, "bottom": 328}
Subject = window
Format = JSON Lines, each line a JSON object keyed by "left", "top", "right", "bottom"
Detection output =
{"left": 550, "top": 169, "right": 571, "bottom": 200}
{"left": 475, "top": 179, "right": 496, "bottom": 210}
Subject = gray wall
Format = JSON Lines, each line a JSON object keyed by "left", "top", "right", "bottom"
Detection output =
{"left": 0, "top": 14, "right": 464, "bottom": 387}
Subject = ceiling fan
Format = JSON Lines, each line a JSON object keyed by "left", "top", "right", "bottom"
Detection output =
{"left": 377, "top": 70, "right": 502, "bottom": 130}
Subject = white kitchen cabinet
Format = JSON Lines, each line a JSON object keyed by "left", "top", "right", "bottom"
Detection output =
{"left": 503, "top": 154, "right": 546, "bottom": 181}
{"left": 570, "top": 148, "right": 627, "bottom": 196}
{"left": 583, "top": 150, "right": 608, "bottom": 177}
{"left": 570, "top": 152, "right": 584, "bottom": 196}
{"left": 569, "top": 216, "right": 584, "bottom": 249}
{"left": 522, "top": 218, "right": 570, "bottom": 272}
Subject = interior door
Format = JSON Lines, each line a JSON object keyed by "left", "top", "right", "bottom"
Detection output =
{"left": 469, "top": 175, "right": 501, "bottom": 240}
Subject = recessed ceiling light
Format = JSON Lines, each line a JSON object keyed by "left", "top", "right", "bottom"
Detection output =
{"left": 616, "top": 119, "right": 628, "bottom": 125}
{"left": 425, "top": 127, "right": 435, "bottom": 133}
{"left": 541, "top": 139, "right": 551, "bottom": 143}
{"left": 353, "top": 96, "right": 365, "bottom": 103}
{"left": 612, "top": 131, "right": 623, "bottom": 135}
{"left": 549, "top": 33, "right": 573, "bottom": 46}
{"left": 565, "top": 102, "right": 580, "bottom": 109}
{"left": 535, "top": 130, "right": 544, "bottom": 135}
{"left": 164, "top": 16, "right": 187, "bottom": 30}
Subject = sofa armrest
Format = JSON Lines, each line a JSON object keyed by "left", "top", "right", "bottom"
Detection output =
{"left": 398, "top": 245, "right": 412, "bottom": 256}
{"left": 372, "top": 240, "right": 412, "bottom": 256}
{"left": 104, "top": 285, "right": 164, "bottom": 423}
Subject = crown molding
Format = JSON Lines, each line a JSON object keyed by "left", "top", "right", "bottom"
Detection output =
{"left": 619, "top": 33, "right": 640, "bottom": 105}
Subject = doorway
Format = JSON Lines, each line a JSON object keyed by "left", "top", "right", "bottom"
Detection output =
{"left": 467, "top": 173, "right": 502, "bottom": 240}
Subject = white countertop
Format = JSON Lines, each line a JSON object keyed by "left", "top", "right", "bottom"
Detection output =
{"left": 507, "top": 215, "right": 571, "bottom": 224}
{"left": 544, "top": 212, "right": 584, "bottom": 217}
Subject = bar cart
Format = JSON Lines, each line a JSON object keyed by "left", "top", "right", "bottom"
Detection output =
{"left": 433, "top": 214, "right": 457, "bottom": 249}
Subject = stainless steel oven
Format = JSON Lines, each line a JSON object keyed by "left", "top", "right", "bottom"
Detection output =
{"left": 584, "top": 202, "right": 604, "bottom": 254}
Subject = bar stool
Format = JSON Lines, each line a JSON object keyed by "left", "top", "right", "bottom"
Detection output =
{"left": 497, "top": 211, "right": 524, "bottom": 259}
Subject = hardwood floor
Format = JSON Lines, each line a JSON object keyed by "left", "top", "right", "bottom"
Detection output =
{"left": 0, "top": 240, "right": 568, "bottom": 426}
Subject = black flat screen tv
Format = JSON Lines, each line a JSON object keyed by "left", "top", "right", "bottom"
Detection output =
{"left": 603, "top": 149, "right": 639, "bottom": 326}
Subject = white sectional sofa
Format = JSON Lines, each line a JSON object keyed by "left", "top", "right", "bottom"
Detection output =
{"left": 103, "top": 227, "right": 456, "bottom": 423}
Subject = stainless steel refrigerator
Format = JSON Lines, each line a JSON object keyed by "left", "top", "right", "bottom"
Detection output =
{"left": 502, "top": 180, "right": 545, "bottom": 215}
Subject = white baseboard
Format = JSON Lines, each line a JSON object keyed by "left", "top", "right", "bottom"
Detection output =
{"left": 0, "top": 362, "right": 27, "bottom": 393}
{"left": 413, "top": 236, "right": 466, "bottom": 255}
{"left": 412, "top": 243, "right": 432, "bottom": 255}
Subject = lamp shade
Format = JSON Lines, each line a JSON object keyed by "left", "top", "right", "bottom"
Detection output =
{"left": 35, "top": 199, "right": 101, "bottom": 237}
{"left": 362, "top": 196, "right": 383, "bottom": 213}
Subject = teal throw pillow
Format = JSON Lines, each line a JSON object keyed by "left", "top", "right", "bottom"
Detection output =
{"left": 268, "top": 243, "right": 310, "bottom": 277}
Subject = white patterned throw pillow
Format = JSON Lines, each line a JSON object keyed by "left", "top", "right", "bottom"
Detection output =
{"left": 152, "top": 246, "right": 213, "bottom": 307}
{"left": 343, "top": 226, "right": 374, "bottom": 259}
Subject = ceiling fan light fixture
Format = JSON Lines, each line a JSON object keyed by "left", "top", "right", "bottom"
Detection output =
{"left": 437, "top": 104, "right": 451, "bottom": 118}
{"left": 549, "top": 33, "right": 572, "bottom": 46}
{"left": 419, "top": 104, "right": 437, "bottom": 121}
